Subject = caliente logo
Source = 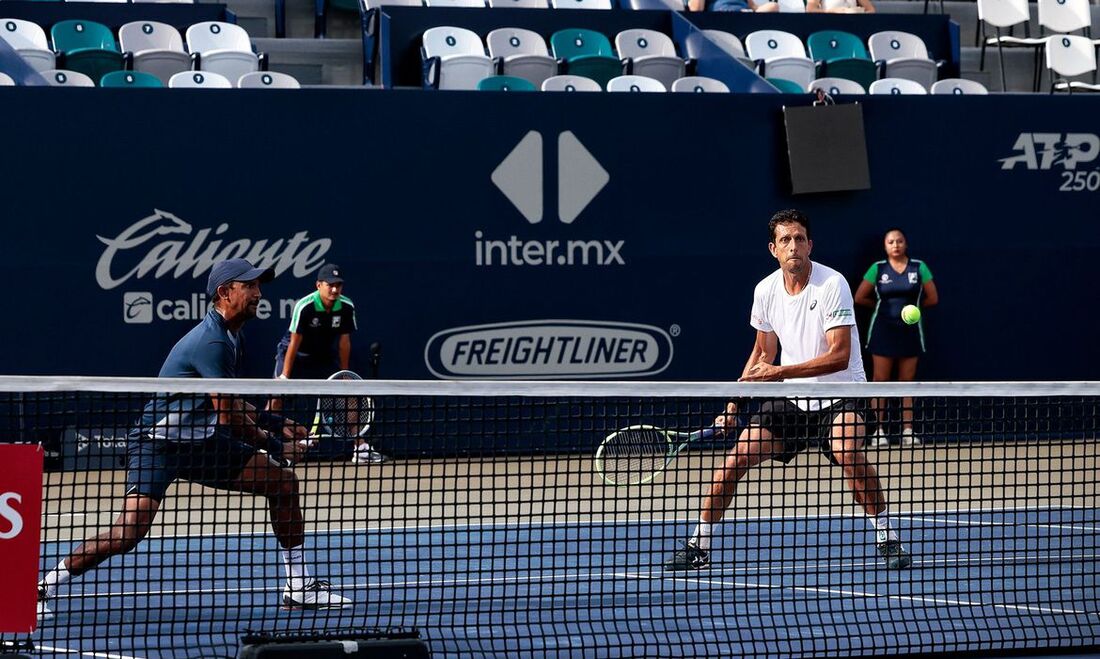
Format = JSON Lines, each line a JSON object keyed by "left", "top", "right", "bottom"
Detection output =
{"left": 95, "top": 209, "right": 332, "bottom": 290}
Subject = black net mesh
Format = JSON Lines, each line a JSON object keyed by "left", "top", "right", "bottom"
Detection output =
{"left": 0, "top": 379, "right": 1097, "bottom": 657}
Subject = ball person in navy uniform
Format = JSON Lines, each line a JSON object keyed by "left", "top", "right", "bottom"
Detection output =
{"left": 271, "top": 263, "right": 384, "bottom": 463}
{"left": 854, "top": 228, "right": 939, "bottom": 447}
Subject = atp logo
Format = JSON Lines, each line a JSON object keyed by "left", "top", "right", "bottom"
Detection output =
{"left": 478, "top": 131, "right": 625, "bottom": 267}
{"left": 123, "top": 292, "right": 154, "bottom": 323}
{"left": 999, "top": 133, "right": 1099, "bottom": 170}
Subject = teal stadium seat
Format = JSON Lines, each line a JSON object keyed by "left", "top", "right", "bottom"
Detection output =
{"left": 550, "top": 29, "right": 622, "bottom": 89}
{"left": 477, "top": 75, "right": 537, "bottom": 91}
{"left": 766, "top": 77, "right": 805, "bottom": 93}
{"left": 51, "top": 20, "right": 124, "bottom": 85}
{"left": 806, "top": 30, "right": 878, "bottom": 91}
{"left": 100, "top": 70, "right": 163, "bottom": 87}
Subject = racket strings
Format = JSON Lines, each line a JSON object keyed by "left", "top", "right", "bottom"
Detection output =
{"left": 600, "top": 428, "right": 669, "bottom": 485}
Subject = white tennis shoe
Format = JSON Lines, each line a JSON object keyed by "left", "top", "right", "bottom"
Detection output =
{"left": 900, "top": 427, "right": 922, "bottom": 447}
{"left": 282, "top": 579, "right": 352, "bottom": 610}
{"left": 868, "top": 427, "right": 891, "bottom": 447}
{"left": 352, "top": 443, "right": 387, "bottom": 464}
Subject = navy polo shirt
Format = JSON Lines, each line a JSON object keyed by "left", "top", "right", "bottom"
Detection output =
{"left": 137, "top": 309, "right": 244, "bottom": 443}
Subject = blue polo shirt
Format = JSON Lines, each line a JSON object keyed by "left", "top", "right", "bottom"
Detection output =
{"left": 137, "top": 309, "right": 244, "bottom": 443}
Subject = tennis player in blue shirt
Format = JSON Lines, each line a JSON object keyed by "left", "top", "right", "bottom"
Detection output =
{"left": 38, "top": 258, "right": 351, "bottom": 619}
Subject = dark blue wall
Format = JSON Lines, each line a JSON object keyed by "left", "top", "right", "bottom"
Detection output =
{"left": 0, "top": 88, "right": 1097, "bottom": 381}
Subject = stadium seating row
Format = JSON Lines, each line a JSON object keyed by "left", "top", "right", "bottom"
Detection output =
{"left": 472, "top": 71, "right": 987, "bottom": 93}
{"left": 977, "top": 0, "right": 1093, "bottom": 90}
{"left": 4, "top": 68, "right": 299, "bottom": 87}
{"left": 0, "top": 18, "right": 265, "bottom": 85}
{"left": 418, "top": 25, "right": 949, "bottom": 92}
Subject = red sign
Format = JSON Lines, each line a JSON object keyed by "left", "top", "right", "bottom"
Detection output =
{"left": 0, "top": 444, "right": 43, "bottom": 633}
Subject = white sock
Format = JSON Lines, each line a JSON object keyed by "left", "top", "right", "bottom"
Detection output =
{"left": 867, "top": 509, "right": 899, "bottom": 544}
{"left": 42, "top": 559, "right": 72, "bottom": 597}
{"left": 281, "top": 547, "right": 312, "bottom": 590}
{"left": 689, "top": 521, "right": 713, "bottom": 551}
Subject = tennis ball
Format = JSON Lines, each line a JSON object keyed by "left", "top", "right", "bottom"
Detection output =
{"left": 901, "top": 305, "right": 921, "bottom": 325}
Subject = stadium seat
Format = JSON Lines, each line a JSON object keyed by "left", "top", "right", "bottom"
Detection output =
{"left": 766, "top": 77, "right": 805, "bottom": 93}
{"left": 670, "top": 75, "right": 729, "bottom": 92}
{"left": 868, "top": 31, "right": 940, "bottom": 90}
{"left": 490, "top": 0, "right": 549, "bottom": 6}
{"left": 186, "top": 22, "right": 263, "bottom": 85}
{"left": 100, "top": 70, "right": 162, "bottom": 87}
{"left": 551, "top": 0, "right": 612, "bottom": 7}
{"left": 0, "top": 19, "right": 55, "bottom": 72}
{"left": 698, "top": 30, "right": 755, "bottom": 71}
{"left": 51, "top": 20, "right": 124, "bottom": 85}
{"left": 615, "top": 29, "right": 685, "bottom": 89}
{"left": 426, "top": 0, "right": 486, "bottom": 6}
{"left": 807, "top": 30, "right": 877, "bottom": 91}
{"left": 550, "top": 29, "right": 622, "bottom": 88}
{"left": 477, "top": 74, "right": 537, "bottom": 90}
{"left": 421, "top": 26, "right": 494, "bottom": 90}
{"left": 745, "top": 30, "right": 814, "bottom": 91}
{"left": 1045, "top": 34, "right": 1100, "bottom": 92}
{"left": 168, "top": 70, "right": 232, "bottom": 88}
{"left": 869, "top": 77, "right": 928, "bottom": 94}
{"left": 978, "top": 0, "right": 1040, "bottom": 91}
{"left": 0, "top": 72, "right": 12, "bottom": 86}
{"left": 118, "top": 21, "right": 191, "bottom": 87}
{"left": 41, "top": 69, "right": 95, "bottom": 86}
{"left": 606, "top": 74, "right": 664, "bottom": 92}
{"left": 809, "top": 76, "right": 865, "bottom": 94}
{"left": 487, "top": 28, "right": 557, "bottom": 88}
{"left": 540, "top": 74, "right": 601, "bottom": 91}
{"left": 1033, "top": 0, "right": 1093, "bottom": 89}
{"left": 1038, "top": 0, "right": 1092, "bottom": 36}
{"left": 929, "top": 78, "right": 989, "bottom": 94}
{"left": 238, "top": 71, "right": 301, "bottom": 88}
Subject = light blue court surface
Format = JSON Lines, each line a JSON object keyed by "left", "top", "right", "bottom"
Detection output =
{"left": 32, "top": 508, "right": 1100, "bottom": 658}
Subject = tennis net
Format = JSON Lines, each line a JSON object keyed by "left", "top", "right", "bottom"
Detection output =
{"left": 0, "top": 377, "right": 1097, "bottom": 658}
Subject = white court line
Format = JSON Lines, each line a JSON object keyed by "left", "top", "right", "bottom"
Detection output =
{"left": 129, "top": 503, "right": 1094, "bottom": 540}
{"left": 897, "top": 515, "right": 1099, "bottom": 533}
{"left": 36, "top": 645, "right": 142, "bottom": 659}
{"left": 49, "top": 552, "right": 1100, "bottom": 603}
{"left": 653, "top": 573, "right": 1100, "bottom": 620}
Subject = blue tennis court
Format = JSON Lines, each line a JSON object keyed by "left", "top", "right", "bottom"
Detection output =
{"left": 32, "top": 505, "right": 1100, "bottom": 658}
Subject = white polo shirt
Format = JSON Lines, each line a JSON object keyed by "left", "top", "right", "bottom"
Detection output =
{"left": 750, "top": 260, "right": 866, "bottom": 410}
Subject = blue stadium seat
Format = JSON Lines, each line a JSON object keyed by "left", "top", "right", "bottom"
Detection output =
{"left": 807, "top": 30, "right": 878, "bottom": 91}
{"left": 51, "top": 20, "right": 124, "bottom": 85}
{"left": 550, "top": 29, "right": 622, "bottom": 88}
{"left": 477, "top": 74, "right": 537, "bottom": 91}
{"left": 101, "top": 70, "right": 163, "bottom": 87}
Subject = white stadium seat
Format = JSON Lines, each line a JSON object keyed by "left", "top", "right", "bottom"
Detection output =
{"left": 168, "top": 70, "right": 233, "bottom": 88}
{"left": 186, "top": 22, "right": 261, "bottom": 84}
{"left": 615, "top": 29, "right": 685, "bottom": 89}
{"left": 41, "top": 69, "right": 95, "bottom": 87}
{"left": 745, "top": 29, "right": 815, "bottom": 92}
{"left": 421, "top": 26, "right": 495, "bottom": 90}
{"left": 0, "top": 19, "right": 56, "bottom": 73}
{"left": 869, "top": 77, "right": 929, "bottom": 94}
{"left": 670, "top": 75, "right": 729, "bottom": 93}
{"left": 868, "top": 31, "right": 939, "bottom": 90}
{"left": 809, "top": 76, "right": 866, "bottom": 94}
{"left": 119, "top": 21, "right": 191, "bottom": 86}
{"left": 930, "top": 78, "right": 989, "bottom": 94}
{"left": 541, "top": 74, "right": 602, "bottom": 91}
{"left": 487, "top": 28, "right": 557, "bottom": 89}
{"left": 238, "top": 71, "right": 301, "bottom": 88}
{"left": 606, "top": 74, "right": 665, "bottom": 92}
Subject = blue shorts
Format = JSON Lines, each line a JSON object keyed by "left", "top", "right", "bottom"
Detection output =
{"left": 125, "top": 434, "right": 260, "bottom": 502}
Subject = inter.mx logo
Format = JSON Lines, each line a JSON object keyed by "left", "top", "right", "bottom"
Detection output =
{"left": 999, "top": 133, "right": 1099, "bottom": 170}
{"left": 477, "top": 131, "right": 624, "bottom": 267}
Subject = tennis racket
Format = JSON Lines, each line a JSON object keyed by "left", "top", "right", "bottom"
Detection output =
{"left": 594, "top": 425, "right": 719, "bottom": 486}
{"left": 306, "top": 370, "right": 375, "bottom": 442}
